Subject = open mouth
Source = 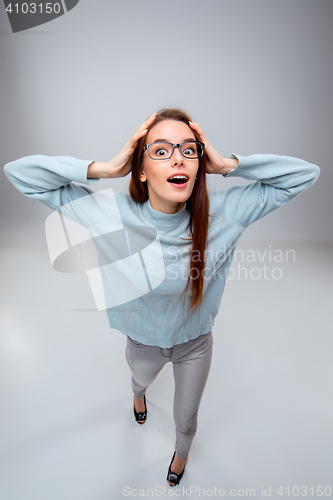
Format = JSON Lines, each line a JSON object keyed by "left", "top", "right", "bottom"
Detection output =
{"left": 167, "top": 174, "right": 189, "bottom": 186}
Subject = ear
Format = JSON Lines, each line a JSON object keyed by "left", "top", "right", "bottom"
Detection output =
{"left": 140, "top": 170, "right": 147, "bottom": 182}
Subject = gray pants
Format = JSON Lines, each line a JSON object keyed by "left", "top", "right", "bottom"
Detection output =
{"left": 125, "top": 331, "right": 213, "bottom": 459}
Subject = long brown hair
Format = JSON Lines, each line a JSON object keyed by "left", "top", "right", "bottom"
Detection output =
{"left": 129, "top": 108, "right": 209, "bottom": 311}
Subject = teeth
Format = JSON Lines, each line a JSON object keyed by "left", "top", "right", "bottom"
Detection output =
{"left": 169, "top": 176, "right": 188, "bottom": 181}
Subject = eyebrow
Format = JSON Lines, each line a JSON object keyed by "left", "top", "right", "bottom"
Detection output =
{"left": 151, "top": 138, "right": 196, "bottom": 143}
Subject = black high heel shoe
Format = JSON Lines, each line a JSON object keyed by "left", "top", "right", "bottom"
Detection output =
{"left": 166, "top": 451, "right": 187, "bottom": 486}
{"left": 133, "top": 394, "right": 147, "bottom": 424}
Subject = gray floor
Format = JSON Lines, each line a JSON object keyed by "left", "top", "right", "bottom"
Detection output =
{"left": 1, "top": 242, "right": 332, "bottom": 500}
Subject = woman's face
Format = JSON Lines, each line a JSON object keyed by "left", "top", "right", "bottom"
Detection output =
{"left": 141, "top": 119, "right": 200, "bottom": 214}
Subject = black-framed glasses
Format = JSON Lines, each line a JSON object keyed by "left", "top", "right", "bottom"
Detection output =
{"left": 143, "top": 141, "right": 205, "bottom": 160}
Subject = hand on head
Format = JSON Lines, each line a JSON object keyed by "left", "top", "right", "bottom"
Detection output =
{"left": 189, "top": 120, "right": 228, "bottom": 175}
{"left": 108, "top": 112, "right": 157, "bottom": 178}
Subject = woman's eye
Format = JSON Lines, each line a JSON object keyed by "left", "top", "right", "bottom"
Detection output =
{"left": 156, "top": 149, "right": 168, "bottom": 156}
{"left": 183, "top": 148, "right": 195, "bottom": 156}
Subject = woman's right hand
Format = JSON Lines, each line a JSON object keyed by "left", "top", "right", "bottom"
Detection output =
{"left": 87, "top": 112, "right": 157, "bottom": 179}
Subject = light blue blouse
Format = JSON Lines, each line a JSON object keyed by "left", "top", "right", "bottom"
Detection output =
{"left": 4, "top": 153, "right": 320, "bottom": 347}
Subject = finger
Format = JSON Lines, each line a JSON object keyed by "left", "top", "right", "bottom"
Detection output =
{"left": 137, "top": 128, "right": 149, "bottom": 139}
{"left": 131, "top": 112, "right": 157, "bottom": 144}
{"left": 138, "top": 112, "right": 157, "bottom": 133}
{"left": 189, "top": 121, "right": 207, "bottom": 143}
{"left": 130, "top": 127, "right": 149, "bottom": 147}
{"left": 143, "top": 112, "right": 157, "bottom": 127}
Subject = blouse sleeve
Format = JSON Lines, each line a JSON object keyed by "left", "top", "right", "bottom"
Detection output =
{"left": 4, "top": 155, "right": 99, "bottom": 211}
{"left": 212, "top": 153, "right": 320, "bottom": 227}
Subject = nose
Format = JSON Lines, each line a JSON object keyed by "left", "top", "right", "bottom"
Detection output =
{"left": 171, "top": 145, "right": 184, "bottom": 165}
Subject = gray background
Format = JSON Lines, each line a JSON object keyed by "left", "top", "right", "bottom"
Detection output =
{"left": 1, "top": 0, "right": 332, "bottom": 246}
{"left": 1, "top": 1, "right": 332, "bottom": 499}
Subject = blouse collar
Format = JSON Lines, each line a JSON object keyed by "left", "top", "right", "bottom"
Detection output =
{"left": 140, "top": 199, "right": 188, "bottom": 228}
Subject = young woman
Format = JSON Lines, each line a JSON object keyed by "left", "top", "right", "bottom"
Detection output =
{"left": 4, "top": 108, "right": 320, "bottom": 486}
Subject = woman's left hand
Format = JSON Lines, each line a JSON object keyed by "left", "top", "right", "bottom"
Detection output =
{"left": 189, "top": 121, "right": 238, "bottom": 176}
